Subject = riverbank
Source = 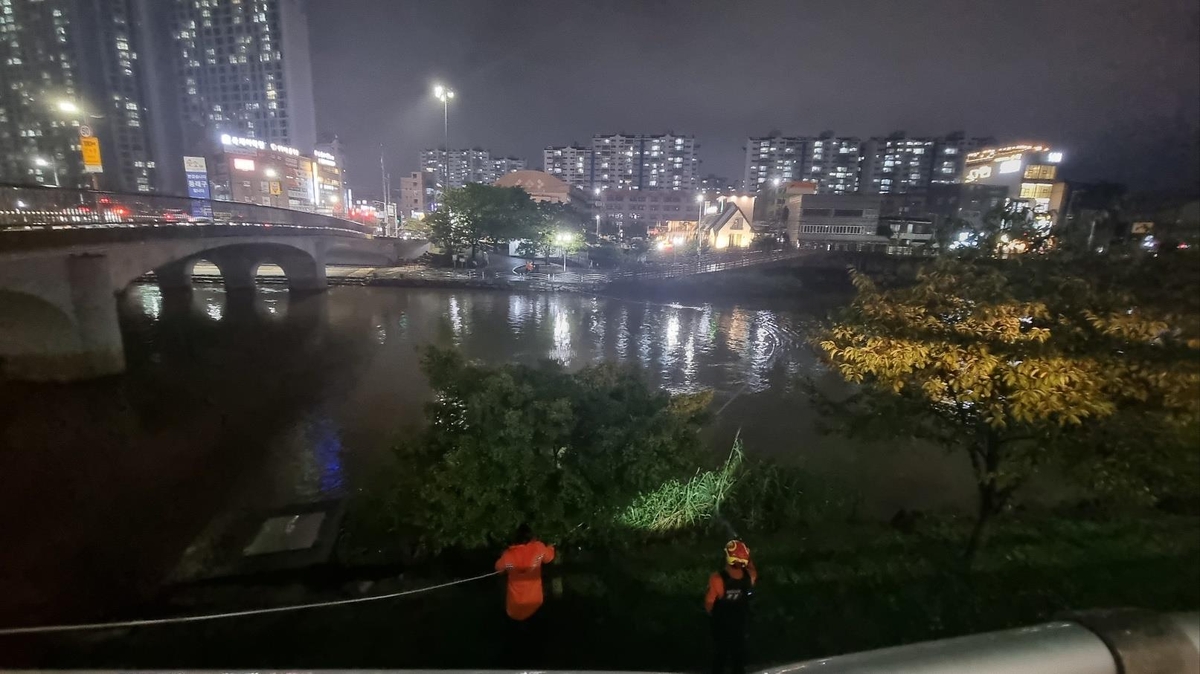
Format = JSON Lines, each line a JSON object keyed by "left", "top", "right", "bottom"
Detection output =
{"left": 18, "top": 511, "right": 1199, "bottom": 669}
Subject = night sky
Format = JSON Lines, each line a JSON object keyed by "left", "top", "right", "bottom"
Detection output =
{"left": 307, "top": 0, "right": 1200, "bottom": 197}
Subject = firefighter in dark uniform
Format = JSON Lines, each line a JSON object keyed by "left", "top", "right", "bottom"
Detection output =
{"left": 704, "top": 539, "right": 757, "bottom": 674}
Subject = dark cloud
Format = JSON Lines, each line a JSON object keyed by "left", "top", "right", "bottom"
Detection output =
{"left": 309, "top": 0, "right": 1200, "bottom": 196}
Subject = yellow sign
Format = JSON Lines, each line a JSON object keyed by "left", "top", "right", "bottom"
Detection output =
{"left": 269, "top": 181, "right": 282, "bottom": 196}
{"left": 1132, "top": 221, "right": 1154, "bottom": 234}
{"left": 80, "top": 136, "right": 103, "bottom": 173}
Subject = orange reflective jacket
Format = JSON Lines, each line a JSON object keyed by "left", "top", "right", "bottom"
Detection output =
{"left": 495, "top": 540, "right": 556, "bottom": 620}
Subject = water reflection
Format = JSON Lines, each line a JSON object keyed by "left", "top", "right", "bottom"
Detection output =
{"left": 110, "top": 286, "right": 968, "bottom": 522}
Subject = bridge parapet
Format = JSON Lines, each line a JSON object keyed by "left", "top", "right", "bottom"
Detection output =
{"left": 0, "top": 184, "right": 372, "bottom": 238}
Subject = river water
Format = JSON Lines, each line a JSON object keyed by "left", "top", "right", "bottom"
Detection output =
{"left": 0, "top": 284, "right": 971, "bottom": 625}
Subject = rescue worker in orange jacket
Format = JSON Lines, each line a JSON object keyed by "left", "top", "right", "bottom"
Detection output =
{"left": 494, "top": 523, "right": 556, "bottom": 621}
{"left": 705, "top": 539, "right": 757, "bottom": 674}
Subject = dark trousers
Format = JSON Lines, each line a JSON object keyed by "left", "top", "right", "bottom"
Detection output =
{"left": 502, "top": 606, "right": 545, "bottom": 667}
{"left": 712, "top": 623, "right": 747, "bottom": 674}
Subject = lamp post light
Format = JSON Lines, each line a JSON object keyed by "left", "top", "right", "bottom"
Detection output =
{"left": 33, "top": 156, "right": 60, "bottom": 187}
{"left": 696, "top": 193, "right": 706, "bottom": 265}
{"left": 555, "top": 231, "right": 574, "bottom": 271}
{"left": 433, "top": 84, "right": 455, "bottom": 203}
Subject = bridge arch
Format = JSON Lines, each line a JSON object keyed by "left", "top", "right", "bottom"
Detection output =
{"left": 115, "top": 240, "right": 326, "bottom": 293}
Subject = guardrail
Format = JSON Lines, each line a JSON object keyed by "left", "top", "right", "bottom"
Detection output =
{"left": 766, "top": 610, "right": 1200, "bottom": 674}
{"left": 0, "top": 184, "right": 372, "bottom": 237}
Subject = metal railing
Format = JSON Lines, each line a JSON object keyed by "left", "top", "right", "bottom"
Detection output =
{"left": 611, "top": 248, "right": 806, "bottom": 280}
{"left": 0, "top": 184, "right": 372, "bottom": 238}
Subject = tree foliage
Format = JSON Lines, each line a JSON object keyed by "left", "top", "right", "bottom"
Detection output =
{"left": 394, "top": 347, "right": 713, "bottom": 550}
{"left": 815, "top": 252, "right": 1200, "bottom": 556}
{"left": 426, "top": 184, "right": 544, "bottom": 258}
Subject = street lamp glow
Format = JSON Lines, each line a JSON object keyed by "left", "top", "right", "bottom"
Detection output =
{"left": 56, "top": 100, "right": 80, "bottom": 115}
{"left": 264, "top": 168, "right": 278, "bottom": 178}
{"left": 772, "top": 177, "right": 782, "bottom": 187}
{"left": 433, "top": 85, "right": 444, "bottom": 98}
{"left": 695, "top": 194, "right": 704, "bottom": 203}
{"left": 555, "top": 232, "right": 574, "bottom": 244}
{"left": 34, "top": 157, "right": 50, "bottom": 167}
{"left": 433, "top": 84, "right": 455, "bottom": 102}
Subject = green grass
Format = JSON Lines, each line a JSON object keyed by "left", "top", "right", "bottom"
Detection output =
{"left": 36, "top": 511, "right": 1199, "bottom": 670}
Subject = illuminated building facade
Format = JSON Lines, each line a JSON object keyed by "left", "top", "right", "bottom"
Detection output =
{"left": 171, "top": 0, "right": 317, "bottom": 154}
{"left": 206, "top": 133, "right": 338, "bottom": 211}
{"left": 0, "top": 0, "right": 159, "bottom": 191}
{"left": 962, "top": 143, "right": 1067, "bottom": 223}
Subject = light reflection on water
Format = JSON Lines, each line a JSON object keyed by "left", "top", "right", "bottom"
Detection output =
{"left": 113, "top": 285, "right": 970, "bottom": 520}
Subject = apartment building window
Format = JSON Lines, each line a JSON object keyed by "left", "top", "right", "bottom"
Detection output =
{"left": 833, "top": 209, "right": 864, "bottom": 217}
{"left": 802, "top": 208, "right": 832, "bottom": 216}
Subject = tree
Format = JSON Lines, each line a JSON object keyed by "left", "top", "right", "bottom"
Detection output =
{"left": 515, "top": 201, "right": 586, "bottom": 265}
{"left": 814, "top": 252, "right": 1199, "bottom": 560}
{"left": 426, "top": 184, "right": 543, "bottom": 260}
{"left": 391, "top": 347, "right": 713, "bottom": 550}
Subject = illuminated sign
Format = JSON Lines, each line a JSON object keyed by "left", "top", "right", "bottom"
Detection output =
{"left": 221, "top": 134, "right": 265, "bottom": 150}
{"left": 314, "top": 149, "right": 337, "bottom": 166}
{"left": 270, "top": 142, "right": 299, "bottom": 156}
{"left": 965, "top": 144, "right": 1050, "bottom": 165}
{"left": 998, "top": 159, "right": 1022, "bottom": 174}
{"left": 233, "top": 158, "right": 256, "bottom": 171}
{"left": 80, "top": 136, "right": 103, "bottom": 173}
{"left": 1047, "top": 152, "right": 1063, "bottom": 163}
{"left": 964, "top": 165, "right": 992, "bottom": 183}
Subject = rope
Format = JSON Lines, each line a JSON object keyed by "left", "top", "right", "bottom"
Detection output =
{"left": 0, "top": 570, "right": 498, "bottom": 637}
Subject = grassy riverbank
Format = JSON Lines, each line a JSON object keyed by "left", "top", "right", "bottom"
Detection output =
{"left": 29, "top": 510, "right": 1199, "bottom": 669}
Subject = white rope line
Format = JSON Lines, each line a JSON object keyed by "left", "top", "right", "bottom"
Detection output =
{"left": 0, "top": 570, "right": 498, "bottom": 636}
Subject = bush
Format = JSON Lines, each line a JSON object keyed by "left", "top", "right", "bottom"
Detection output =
{"left": 388, "top": 347, "right": 713, "bottom": 551}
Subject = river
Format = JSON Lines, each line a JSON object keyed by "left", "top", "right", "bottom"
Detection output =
{"left": 0, "top": 284, "right": 971, "bottom": 625}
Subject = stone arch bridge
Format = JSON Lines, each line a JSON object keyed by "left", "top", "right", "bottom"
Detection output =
{"left": 0, "top": 186, "right": 424, "bottom": 381}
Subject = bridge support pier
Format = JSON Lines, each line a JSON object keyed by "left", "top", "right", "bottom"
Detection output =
{"left": 156, "top": 259, "right": 194, "bottom": 291}
{"left": 0, "top": 254, "right": 124, "bottom": 382}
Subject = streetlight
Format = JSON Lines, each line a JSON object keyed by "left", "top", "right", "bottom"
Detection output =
{"left": 56, "top": 99, "right": 80, "bottom": 115}
{"left": 433, "top": 84, "right": 455, "bottom": 200}
{"left": 33, "top": 156, "right": 60, "bottom": 187}
{"left": 696, "top": 194, "right": 705, "bottom": 262}
{"left": 555, "top": 231, "right": 574, "bottom": 271}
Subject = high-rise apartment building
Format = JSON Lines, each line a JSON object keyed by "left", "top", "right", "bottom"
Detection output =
{"left": 543, "top": 145, "right": 594, "bottom": 189}
{"left": 742, "top": 134, "right": 861, "bottom": 194}
{"left": 420, "top": 148, "right": 526, "bottom": 191}
{"left": 0, "top": 0, "right": 159, "bottom": 191}
{"left": 593, "top": 133, "right": 697, "bottom": 190}
{"left": 545, "top": 133, "right": 698, "bottom": 192}
{"left": 171, "top": 0, "right": 316, "bottom": 156}
{"left": 859, "top": 132, "right": 994, "bottom": 195}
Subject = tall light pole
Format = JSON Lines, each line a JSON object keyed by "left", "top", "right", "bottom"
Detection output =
{"left": 594, "top": 187, "right": 602, "bottom": 239}
{"left": 33, "top": 156, "right": 60, "bottom": 187}
{"left": 433, "top": 84, "right": 455, "bottom": 205}
{"left": 696, "top": 193, "right": 705, "bottom": 264}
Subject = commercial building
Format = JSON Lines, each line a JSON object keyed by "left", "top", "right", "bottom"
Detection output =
{"left": 171, "top": 0, "right": 317, "bottom": 156}
{"left": 598, "top": 188, "right": 701, "bottom": 232}
{"left": 420, "top": 148, "right": 526, "bottom": 192}
{"left": 0, "top": 0, "right": 161, "bottom": 192}
{"left": 743, "top": 133, "right": 861, "bottom": 195}
{"left": 204, "top": 132, "right": 340, "bottom": 213}
{"left": 398, "top": 171, "right": 434, "bottom": 218}
{"left": 962, "top": 143, "right": 1067, "bottom": 225}
{"left": 786, "top": 193, "right": 884, "bottom": 251}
